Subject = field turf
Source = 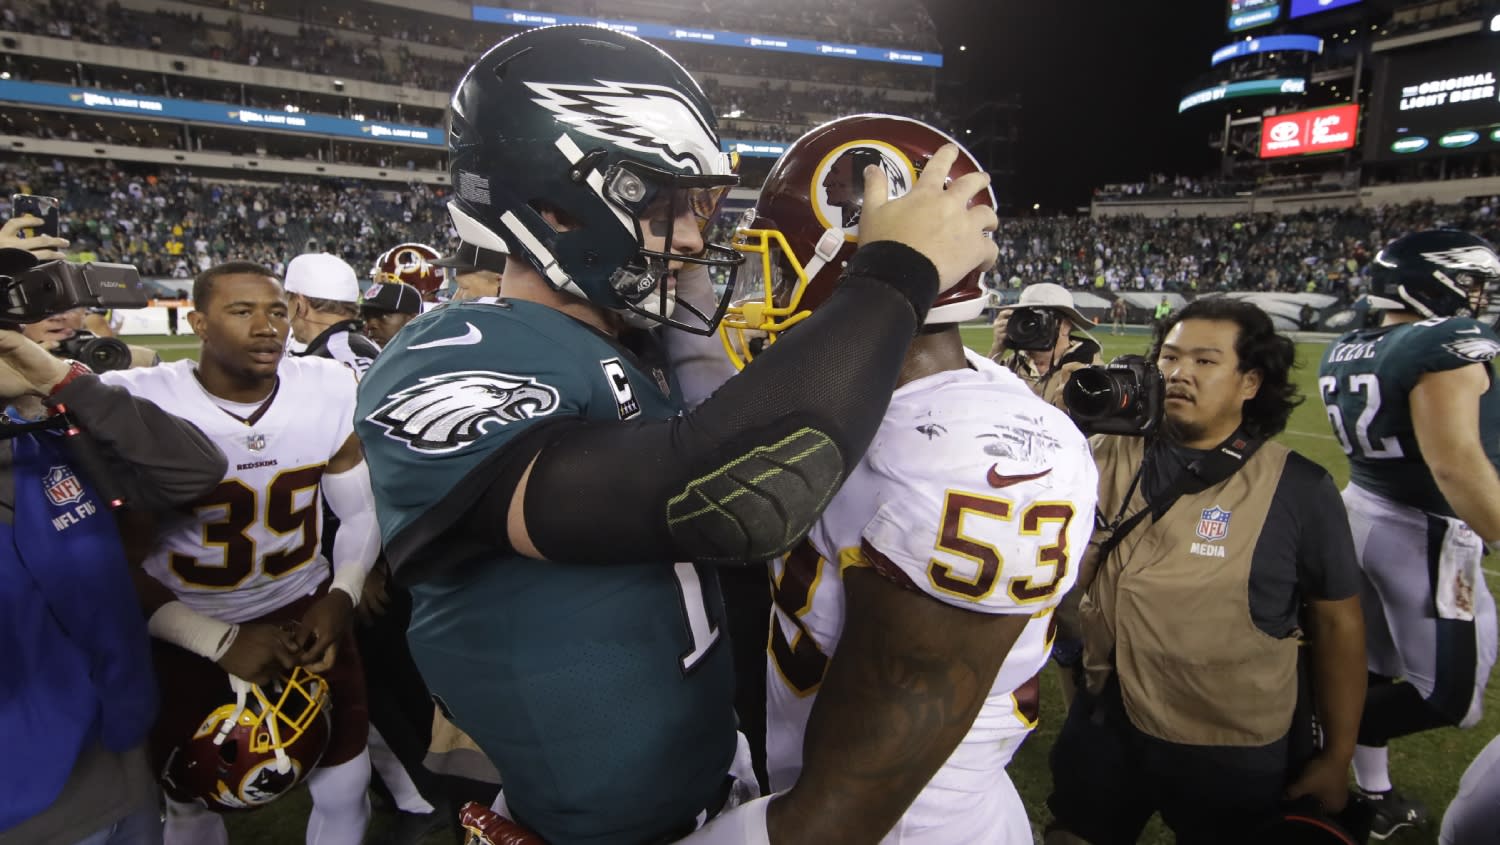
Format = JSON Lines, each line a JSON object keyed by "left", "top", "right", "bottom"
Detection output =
{"left": 134, "top": 326, "right": 1488, "bottom": 844}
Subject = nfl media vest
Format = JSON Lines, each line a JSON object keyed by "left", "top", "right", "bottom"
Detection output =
{"left": 1080, "top": 435, "right": 1300, "bottom": 748}
{"left": 0, "top": 432, "right": 156, "bottom": 831}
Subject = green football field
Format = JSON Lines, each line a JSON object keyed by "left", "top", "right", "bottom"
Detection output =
{"left": 135, "top": 326, "right": 1491, "bottom": 844}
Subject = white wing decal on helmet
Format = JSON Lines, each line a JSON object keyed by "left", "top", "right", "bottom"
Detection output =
{"left": 526, "top": 79, "right": 724, "bottom": 175}
{"left": 367, "top": 371, "right": 560, "bottom": 453}
{"left": 1421, "top": 246, "right": 1500, "bottom": 277}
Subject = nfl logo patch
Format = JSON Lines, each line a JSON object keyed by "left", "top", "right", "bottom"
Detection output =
{"left": 246, "top": 433, "right": 267, "bottom": 452}
{"left": 1197, "top": 506, "right": 1231, "bottom": 542}
{"left": 43, "top": 465, "right": 85, "bottom": 507}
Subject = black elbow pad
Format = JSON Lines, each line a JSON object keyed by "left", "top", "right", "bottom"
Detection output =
{"left": 664, "top": 427, "right": 843, "bottom": 562}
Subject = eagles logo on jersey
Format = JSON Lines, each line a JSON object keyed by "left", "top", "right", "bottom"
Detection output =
{"left": 365, "top": 370, "right": 561, "bottom": 453}
{"left": 1444, "top": 335, "right": 1500, "bottom": 363}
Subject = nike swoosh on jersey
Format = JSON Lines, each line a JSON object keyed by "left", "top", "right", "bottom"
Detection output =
{"left": 409, "top": 322, "right": 483, "bottom": 349}
{"left": 1456, "top": 327, "right": 1484, "bottom": 335}
{"left": 986, "top": 466, "right": 1053, "bottom": 488}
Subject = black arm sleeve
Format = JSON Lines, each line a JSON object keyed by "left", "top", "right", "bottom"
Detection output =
{"left": 503, "top": 241, "right": 938, "bottom": 565}
{"left": 52, "top": 374, "right": 228, "bottom": 510}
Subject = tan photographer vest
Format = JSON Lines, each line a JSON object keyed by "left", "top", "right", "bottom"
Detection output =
{"left": 1081, "top": 435, "right": 1301, "bottom": 747}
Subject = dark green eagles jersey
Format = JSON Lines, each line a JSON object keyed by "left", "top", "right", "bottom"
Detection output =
{"left": 1318, "top": 315, "right": 1500, "bottom": 516}
{"left": 354, "top": 300, "right": 736, "bottom": 845}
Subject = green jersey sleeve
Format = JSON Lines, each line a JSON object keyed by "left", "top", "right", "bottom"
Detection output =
{"left": 1404, "top": 316, "right": 1500, "bottom": 377}
{"left": 354, "top": 302, "right": 595, "bottom": 555}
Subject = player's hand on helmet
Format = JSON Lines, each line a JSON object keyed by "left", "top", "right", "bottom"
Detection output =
{"left": 0, "top": 215, "right": 69, "bottom": 261}
{"left": 1284, "top": 750, "right": 1351, "bottom": 814}
{"left": 856, "top": 143, "right": 999, "bottom": 293}
{"left": 298, "top": 591, "right": 354, "bottom": 673}
{"left": 217, "top": 622, "right": 303, "bottom": 687}
{"left": 0, "top": 328, "right": 72, "bottom": 400}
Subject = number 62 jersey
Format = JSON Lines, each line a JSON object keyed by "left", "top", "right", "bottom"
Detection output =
{"left": 102, "top": 357, "right": 357, "bottom": 623}
{"left": 765, "top": 350, "right": 1098, "bottom": 844}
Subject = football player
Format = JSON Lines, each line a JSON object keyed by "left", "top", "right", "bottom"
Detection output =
{"left": 372, "top": 243, "right": 446, "bottom": 304}
{"left": 1317, "top": 229, "right": 1500, "bottom": 839}
{"left": 353, "top": 25, "right": 997, "bottom": 845}
{"left": 1441, "top": 733, "right": 1500, "bottom": 844}
{"left": 691, "top": 116, "right": 1095, "bottom": 844}
{"left": 103, "top": 261, "right": 382, "bottom": 845}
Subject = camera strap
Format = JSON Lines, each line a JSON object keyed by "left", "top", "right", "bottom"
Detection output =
{"left": 1095, "top": 430, "right": 1263, "bottom": 562}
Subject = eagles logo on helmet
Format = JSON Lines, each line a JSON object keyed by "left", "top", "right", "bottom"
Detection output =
{"left": 719, "top": 114, "right": 996, "bottom": 368}
{"left": 1368, "top": 229, "right": 1500, "bottom": 321}
{"left": 159, "top": 667, "right": 332, "bottom": 811}
{"left": 444, "top": 25, "right": 744, "bottom": 334}
{"left": 372, "top": 243, "right": 444, "bottom": 297}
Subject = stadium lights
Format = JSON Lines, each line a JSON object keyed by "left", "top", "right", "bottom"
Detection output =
{"left": 725, "top": 108, "right": 743, "bottom": 118}
{"left": 1491, "top": 13, "right": 1500, "bottom": 31}
{"left": 284, "top": 104, "right": 301, "bottom": 113}
{"left": 1032, "top": 203, "right": 1040, "bottom": 211}
{"left": 352, "top": 113, "right": 365, "bottom": 121}
{"left": 959, "top": 45, "right": 967, "bottom": 51}
{"left": 0, "top": 72, "right": 9, "bottom": 80}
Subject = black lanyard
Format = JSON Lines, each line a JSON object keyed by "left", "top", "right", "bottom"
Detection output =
{"left": 1095, "top": 430, "right": 1263, "bottom": 562}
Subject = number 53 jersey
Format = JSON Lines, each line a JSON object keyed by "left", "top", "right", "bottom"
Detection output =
{"left": 102, "top": 357, "right": 357, "bottom": 623}
{"left": 765, "top": 350, "right": 1098, "bottom": 844}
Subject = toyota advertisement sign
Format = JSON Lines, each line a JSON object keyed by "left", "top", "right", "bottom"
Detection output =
{"left": 1260, "top": 104, "right": 1360, "bottom": 158}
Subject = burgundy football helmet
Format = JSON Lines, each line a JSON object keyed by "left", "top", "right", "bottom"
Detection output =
{"left": 159, "top": 668, "right": 331, "bottom": 811}
{"left": 372, "top": 243, "right": 444, "bottom": 297}
{"left": 720, "top": 113, "right": 996, "bottom": 368}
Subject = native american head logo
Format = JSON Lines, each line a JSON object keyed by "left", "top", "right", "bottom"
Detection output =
{"left": 367, "top": 371, "right": 560, "bottom": 453}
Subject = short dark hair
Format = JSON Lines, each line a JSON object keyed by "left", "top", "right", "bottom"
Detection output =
{"left": 1150, "top": 296, "right": 1302, "bottom": 439}
{"left": 194, "top": 261, "right": 276, "bottom": 309}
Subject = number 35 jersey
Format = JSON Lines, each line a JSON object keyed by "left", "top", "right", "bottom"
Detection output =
{"left": 765, "top": 350, "right": 1098, "bottom": 843}
{"left": 103, "top": 357, "right": 357, "bottom": 623}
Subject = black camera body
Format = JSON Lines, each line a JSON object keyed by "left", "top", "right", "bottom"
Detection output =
{"left": 0, "top": 248, "right": 148, "bottom": 323}
{"left": 56, "top": 330, "right": 133, "bottom": 373}
{"left": 1004, "top": 306, "right": 1062, "bottom": 351}
{"left": 1063, "top": 354, "right": 1165, "bottom": 437}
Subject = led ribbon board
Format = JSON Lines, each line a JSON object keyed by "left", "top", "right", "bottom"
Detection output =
{"left": 1180, "top": 78, "right": 1307, "bottom": 113}
{"left": 472, "top": 6, "right": 943, "bottom": 67}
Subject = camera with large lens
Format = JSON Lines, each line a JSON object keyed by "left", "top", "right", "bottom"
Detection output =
{"left": 0, "top": 247, "right": 148, "bottom": 322}
{"left": 55, "top": 330, "right": 133, "bottom": 372}
{"left": 1063, "top": 354, "right": 1165, "bottom": 437}
{"left": 1004, "top": 306, "right": 1061, "bottom": 351}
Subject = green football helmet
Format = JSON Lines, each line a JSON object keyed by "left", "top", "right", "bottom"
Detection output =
{"left": 446, "top": 25, "right": 743, "bottom": 333}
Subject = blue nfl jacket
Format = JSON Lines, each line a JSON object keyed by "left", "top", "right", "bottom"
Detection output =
{"left": 0, "top": 430, "right": 157, "bottom": 832}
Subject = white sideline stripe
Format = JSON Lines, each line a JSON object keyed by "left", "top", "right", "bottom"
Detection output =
{"left": 1283, "top": 429, "right": 1337, "bottom": 442}
{"left": 1487, "top": 568, "right": 1500, "bottom": 578}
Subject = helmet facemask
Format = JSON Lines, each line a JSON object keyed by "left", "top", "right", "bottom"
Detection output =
{"left": 720, "top": 217, "right": 820, "bottom": 369}
{"left": 578, "top": 152, "right": 743, "bottom": 334}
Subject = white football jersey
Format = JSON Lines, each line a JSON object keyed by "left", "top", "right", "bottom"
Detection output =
{"left": 765, "top": 350, "right": 1098, "bottom": 845}
{"left": 102, "top": 357, "right": 357, "bottom": 623}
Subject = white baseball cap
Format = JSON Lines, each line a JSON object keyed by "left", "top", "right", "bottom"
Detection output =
{"left": 284, "top": 253, "right": 359, "bottom": 303}
{"left": 999, "top": 282, "right": 1092, "bottom": 328}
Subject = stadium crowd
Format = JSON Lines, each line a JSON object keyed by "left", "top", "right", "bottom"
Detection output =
{"left": 9, "top": 154, "right": 1500, "bottom": 310}
{"left": 995, "top": 199, "right": 1500, "bottom": 298}
{"left": 0, "top": 157, "right": 452, "bottom": 278}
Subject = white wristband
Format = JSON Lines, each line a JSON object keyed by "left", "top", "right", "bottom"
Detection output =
{"left": 147, "top": 601, "right": 239, "bottom": 662}
{"left": 330, "top": 567, "right": 366, "bottom": 607}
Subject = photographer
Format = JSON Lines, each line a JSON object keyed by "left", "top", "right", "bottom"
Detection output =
{"left": 0, "top": 268, "right": 227, "bottom": 841}
{"left": 1045, "top": 298, "right": 1366, "bottom": 845}
{"left": 988, "top": 283, "right": 1103, "bottom": 410}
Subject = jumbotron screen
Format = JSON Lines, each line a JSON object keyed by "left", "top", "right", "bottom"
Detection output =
{"left": 1260, "top": 104, "right": 1360, "bottom": 158}
{"left": 1369, "top": 38, "right": 1500, "bottom": 160}
{"left": 1228, "top": 0, "right": 1281, "bottom": 31}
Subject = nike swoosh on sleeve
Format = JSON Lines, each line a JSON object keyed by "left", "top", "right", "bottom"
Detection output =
{"left": 409, "top": 322, "right": 483, "bottom": 350}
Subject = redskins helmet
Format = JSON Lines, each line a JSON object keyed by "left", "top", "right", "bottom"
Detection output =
{"left": 1368, "top": 229, "right": 1500, "bottom": 319}
{"left": 160, "top": 668, "right": 331, "bottom": 811}
{"left": 720, "top": 114, "right": 995, "bottom": 368}
{"left": 446, "top": 25, "right": 743, "bottom": 333}
{"left": 373, "top": 243, "right": 444, "bottom": 297}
